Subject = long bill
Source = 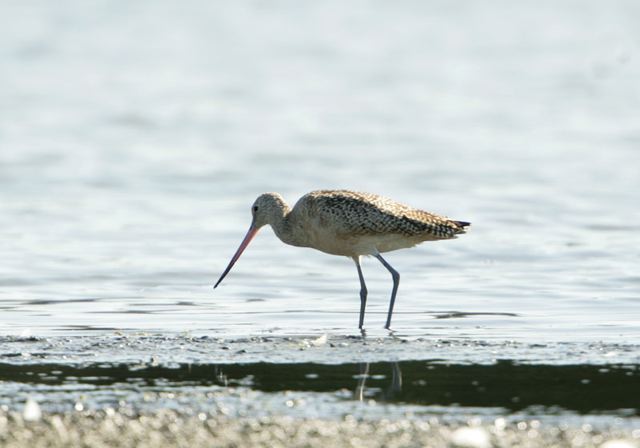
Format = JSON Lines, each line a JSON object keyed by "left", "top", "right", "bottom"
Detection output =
{"left": 214, "top": 225, "right": 260, "bottom": 288}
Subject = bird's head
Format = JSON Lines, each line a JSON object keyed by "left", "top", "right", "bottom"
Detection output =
{"left": 250, "top": 192, "right": 288, "bottom": 229}
{"left": 214, "top": 192, "right": 288, "bottom": 289}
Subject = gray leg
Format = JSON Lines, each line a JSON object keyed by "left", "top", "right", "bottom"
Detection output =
{"left": 374, "top": 253, "right": 400, "bottom": 329}
{"left": 354, "top": 256, "right": 368, "bottom": 329}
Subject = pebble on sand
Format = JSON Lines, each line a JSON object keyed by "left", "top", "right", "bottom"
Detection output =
{"left": 450, "top": 426, "right": 492, "bottom": 448}
{"left": 22, "top": 398, "right": 42, "bottom": 422}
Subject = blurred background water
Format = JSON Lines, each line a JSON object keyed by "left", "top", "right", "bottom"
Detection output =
{"left": 1, "top": 0, "right": 639, "bottom": 342}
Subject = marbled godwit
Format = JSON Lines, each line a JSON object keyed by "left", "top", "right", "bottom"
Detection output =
{"left": 214, "top": 190, "right": 470, "bottom": 329}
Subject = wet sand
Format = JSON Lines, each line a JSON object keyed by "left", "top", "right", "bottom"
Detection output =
{"left": 1, "top": 409, "right": 638, "bottom": 448}
{"left": 3, "top": 334, "right": 639, "bottom": 365}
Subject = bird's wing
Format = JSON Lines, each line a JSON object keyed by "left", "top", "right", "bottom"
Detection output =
{"left": 304, "top": 190, "right": 465, "bottom": 239}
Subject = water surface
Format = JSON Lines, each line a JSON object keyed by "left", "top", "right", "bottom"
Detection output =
{"left": 0, "top": 1, "right": 639, "bottom": 433}
{"left": 1, "top": 0, "right": 639, "bottom": 342}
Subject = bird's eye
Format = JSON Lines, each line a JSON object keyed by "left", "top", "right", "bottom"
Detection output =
{"left": 252, "top": 205, "right": 259, "bottom": 213}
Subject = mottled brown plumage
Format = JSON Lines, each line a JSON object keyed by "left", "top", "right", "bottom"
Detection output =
{"left": 298, "top": 189, "right": 467, "bottom": 241}
{"left": 214, "top": 190, "right": 470, "bottom": 330}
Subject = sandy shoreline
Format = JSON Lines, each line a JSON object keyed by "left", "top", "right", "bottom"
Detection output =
{"left": 1, "top": 410, "right": 638, "bottom": 448}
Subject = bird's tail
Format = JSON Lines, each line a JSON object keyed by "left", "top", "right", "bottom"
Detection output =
{"left": 451, "top": 220, "right": 471, "bottom": 234}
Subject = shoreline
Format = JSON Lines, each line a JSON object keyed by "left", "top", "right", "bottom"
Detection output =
{"left": 1, "top": 410, "right": 639, "bottom": 448}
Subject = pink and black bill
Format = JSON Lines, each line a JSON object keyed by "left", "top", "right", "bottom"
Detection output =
{"left": 213, "top": 225, "right": 259, "bottom": 288}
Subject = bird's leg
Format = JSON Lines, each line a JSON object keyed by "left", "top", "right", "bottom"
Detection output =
{"left": 354, "top": 256, "right": 368, "bottom": 330}
{"left": 374, "top": 253, "right": 400, "bottom": 330}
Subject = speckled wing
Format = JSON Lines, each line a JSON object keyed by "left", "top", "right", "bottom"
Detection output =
{"left": 303, "top": 190, "right": 468, "bottom": 240}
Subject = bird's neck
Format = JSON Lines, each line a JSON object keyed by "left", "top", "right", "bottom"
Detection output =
{"left": 270, "top": 204, "right": 305, "bottom": 247}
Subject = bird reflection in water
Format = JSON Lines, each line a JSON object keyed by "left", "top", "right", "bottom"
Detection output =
{"left": 354, "top": 362, "right": 402, "bottom": 402}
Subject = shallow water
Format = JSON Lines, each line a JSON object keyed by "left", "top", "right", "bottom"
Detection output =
{"left": 1, "top": 334, "right": 639, "bottom": 428}
{"left": 1, "top": 0, "right": 639, "bottom": 433}
{"left": 1, "top": 0, "right": 639, "bottom": 342}
{"left": 1, "top": 359, "right": 639, "bottom": 419}
{"left": 1, "top": 334, "right": 639, "bottom": 427}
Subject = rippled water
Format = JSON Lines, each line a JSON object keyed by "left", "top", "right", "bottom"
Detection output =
{"left": 2, "top": 3, "right": 640, "bottom": 436}
{"left": 1, "top": 1, "right": 639, "bottom": 344}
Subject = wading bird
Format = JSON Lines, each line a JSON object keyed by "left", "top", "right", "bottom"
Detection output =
{"left": 214, "top": 190, "right": 469, "bottom": 329}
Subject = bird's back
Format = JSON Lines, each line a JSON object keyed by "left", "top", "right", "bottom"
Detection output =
{"left": 295, "top": 190, "right": 469, "bottom": 242}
